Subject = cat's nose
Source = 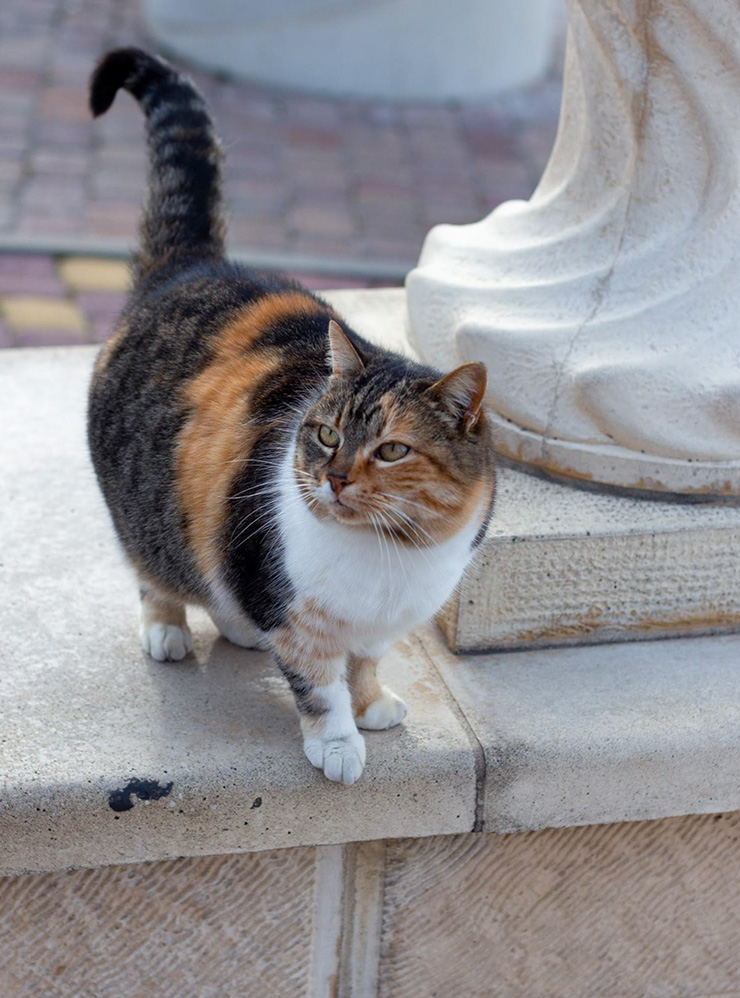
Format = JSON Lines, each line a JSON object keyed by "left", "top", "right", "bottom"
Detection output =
{"left": 328, "top": 472, "right": 350, "bottom": 497}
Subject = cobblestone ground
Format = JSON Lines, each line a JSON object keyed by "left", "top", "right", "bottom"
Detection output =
{"left": 0, "top": 0, "right": 563, "bottom": 270}
{"left": 0, "top": 0, "right": 564, "bottom": 348}
{"left": 0, "top": 253, "right": 397, "bottom": 348}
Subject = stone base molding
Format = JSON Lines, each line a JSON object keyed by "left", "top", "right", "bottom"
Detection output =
{"left": 407, "top": 0, "right": 740, "bottom": 496}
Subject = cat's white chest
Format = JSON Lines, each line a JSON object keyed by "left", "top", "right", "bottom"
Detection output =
{"left": 277, "top": 460, "right": 477, "bottom": 651}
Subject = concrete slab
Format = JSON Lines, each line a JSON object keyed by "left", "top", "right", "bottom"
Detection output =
{"left": 0, "top": 344, "right": 476, "bottom": 875}
{"left": 420, "top": 626, "right": 740, "bottom": 834}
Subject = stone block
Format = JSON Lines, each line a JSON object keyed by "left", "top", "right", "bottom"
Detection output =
{"left": 420, "top": 626, "right": 740, "bottom": 834}
{"left": 442, "top": 465, "right": 740, "bottom": 652}
{"left": 378, "top": 814, "right": 740, "bottom": 998}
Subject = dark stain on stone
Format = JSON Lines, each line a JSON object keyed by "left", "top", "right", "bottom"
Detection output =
{"left": 250, "top": 797, "right": 262, "bottom": 809}
{"left": 109, "top": 778, "right": 174, "bottom": 812}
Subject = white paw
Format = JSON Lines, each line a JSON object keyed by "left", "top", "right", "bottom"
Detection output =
{"left": 356, "top": 687, "right": 408, "bottom": 730}
{"left": 304, "top": 732, "right": 366, "bottom": 786}
{"left": 141, "top": 623, "right": 194, "bottom": 662}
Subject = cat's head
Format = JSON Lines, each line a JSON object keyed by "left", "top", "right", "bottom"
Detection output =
{"left": 294, "top": 321, "right": 494, "bottom": 546}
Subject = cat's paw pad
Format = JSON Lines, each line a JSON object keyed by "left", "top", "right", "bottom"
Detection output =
{"left": 141, "top": 623, "right": 194, "bottom": 662}
{"left": 303, "top": 732, "right": 366, "bottom": 786}
{"left": 356, "top": 687, "right": 408, "bottom": 730}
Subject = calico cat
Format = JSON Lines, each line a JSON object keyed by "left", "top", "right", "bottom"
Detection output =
{"left": 87, "top": 48, "right": 495, "bottom": 785}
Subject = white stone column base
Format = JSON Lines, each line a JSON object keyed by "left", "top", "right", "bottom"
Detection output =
{"left": 407, "top": 0, "right": 740, "bottom": 497}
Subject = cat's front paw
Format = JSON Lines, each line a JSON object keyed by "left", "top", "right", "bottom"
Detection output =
{"left": 303, "top": 732, "right": 366, "bottom": 785}
{"left": 355, "top": 686, "right": 408, "bottom": 730}
{"left": 141, "top": 622, "right": 193, "bottom": 662}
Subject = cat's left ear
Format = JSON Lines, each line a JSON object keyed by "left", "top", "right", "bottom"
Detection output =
{"left": 328, "top": 320, "right": 365, "bottom": 378}
{"left": 427, "top": 362, "right": 487, "bottom": 431}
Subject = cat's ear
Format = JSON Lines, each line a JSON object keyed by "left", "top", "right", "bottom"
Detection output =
{"left": 427, "top": 362, "right": 487, "bottom": 431}
{"left": 328, "top": 320, "right": 365, "bottom": 379}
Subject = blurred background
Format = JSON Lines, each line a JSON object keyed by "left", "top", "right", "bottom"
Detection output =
{"left": 0, "top": 0, "right": 565, "bottom": 347}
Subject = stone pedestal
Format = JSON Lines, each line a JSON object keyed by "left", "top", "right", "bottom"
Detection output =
{"left": 407, "top": 0, "right": 740, "bottom": 496}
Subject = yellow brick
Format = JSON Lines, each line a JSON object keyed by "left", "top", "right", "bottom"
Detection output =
{"left": 58, "top": 257, "right": 131, "bottom": 292}
{"left": 1, "top": 296, "right": 87, "bottom": 332}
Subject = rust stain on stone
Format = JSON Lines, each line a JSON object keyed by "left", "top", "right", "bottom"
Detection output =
{"left": 514, "top": 605, "right": 740, "bottom": 648}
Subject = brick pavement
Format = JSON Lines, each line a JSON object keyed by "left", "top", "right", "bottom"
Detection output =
{"left": 0, "top": 253, "right": 399, "bottom": 348}
{"left": 0, "top": 0, "right": 563, "bottom": 275}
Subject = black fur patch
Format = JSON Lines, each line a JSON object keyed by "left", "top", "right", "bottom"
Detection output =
{"left": 89, "top": 47, "right": 225, "bottom": 280}
{"left": 221, "top": 424, "right": 295, "bottom": 631}
{"left": 275, "top": 658, "right": 328, "bottom": 717}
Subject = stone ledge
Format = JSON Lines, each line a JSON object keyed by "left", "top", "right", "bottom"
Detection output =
{"left": 5, "top": 289, "right": 740, "bottom": 882}
{"left": 421, "top": 625, "right": 740, "bottom": 834}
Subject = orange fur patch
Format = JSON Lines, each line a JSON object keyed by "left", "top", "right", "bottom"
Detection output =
{"left": 348, "top": 655, "right": 382, "bottom": 718}
{"left": 272, "top": 597, "right": 349, "bottom": 679}
{"left": 176, "top": 292, "right": 327, "bottom": 578}
{"left": 93, "top": 322, "right": 127, "bottom": 376}
{"left": 140, "top": 587, "right": 186, "bottom": 628}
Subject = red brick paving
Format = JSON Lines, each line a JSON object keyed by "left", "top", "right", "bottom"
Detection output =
{"left": 0, "top": 0, "right": 563, "bottom": 272}
{"left": 0, "top": 252, "right": 404, "bottom": 349}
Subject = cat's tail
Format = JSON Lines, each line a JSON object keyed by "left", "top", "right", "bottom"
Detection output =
{"left": 89, "top": 48, "right": 226, "bottom": 281}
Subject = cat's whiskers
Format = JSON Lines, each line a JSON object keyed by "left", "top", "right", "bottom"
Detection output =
{"left": 223, "top": 465, "right": 314, "bottom": 505}
{"left": 368, "top": 511, "right": 393, "bottom": 588}
{"left": 225, "top": 482, "right": 283, "bottom": 503}
{"left": 375, "top": 503, "right": 437, "bottom": 575}
{"left": 369, "top": 497, "right": 425, "bottom": 544}
{"left": 366, "top": 512, "right": 387, "bottom": 585}
{"left": 376, "top": 491, "right": 446, "bottom": 522}
{"left": 379, "top": 502, "right": 436, "bottom": 547}
{"left": 373, "top": 507, "right": 413, "bottom": 596}
{"left": 228, "top": 495, "right": 285, "bottom": 550}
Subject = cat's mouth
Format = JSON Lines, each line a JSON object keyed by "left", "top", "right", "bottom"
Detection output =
{"left": 324, "top": 491, "right": 362, "bottom": 519}
{"left": 308, "top": 480, "right": 368, "bottom": 524}
{"left": 331, "top": 497, "right": 359, "bottom": 517}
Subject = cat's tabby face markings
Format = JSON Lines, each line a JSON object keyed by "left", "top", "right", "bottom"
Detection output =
{"left": 294, "top": 324, "right": 491, "bottom": 546}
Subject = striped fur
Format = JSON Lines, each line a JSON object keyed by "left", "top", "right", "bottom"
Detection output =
{"left": 87, "top": 48, "right": 495, "bottom": 785}
{"left": 89, "top": 47, "right": 225, "bottom": 280}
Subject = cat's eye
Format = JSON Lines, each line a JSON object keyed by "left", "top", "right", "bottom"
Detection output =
{"left": 318, "top": 425, "right": 340, "bottom": 448}
{"left": 376, "top": 442, "right": 410, "bottom": 463}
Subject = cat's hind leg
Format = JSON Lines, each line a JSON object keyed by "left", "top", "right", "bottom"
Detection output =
{"left": 139, "top": 583, "right": 193, "bottom": 662}
{"left": 349, "top": 655, "right": 408, "bottom": 731}
{"left": 208, "top": 605, "right": 269, "bottom": 650}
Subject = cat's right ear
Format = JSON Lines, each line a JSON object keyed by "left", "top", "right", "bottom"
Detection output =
{"left": 328, "top": 320, "right": 365, "bottom": 378}
{"left": 426, "top": 362, "right": 488, "bottom": 431}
